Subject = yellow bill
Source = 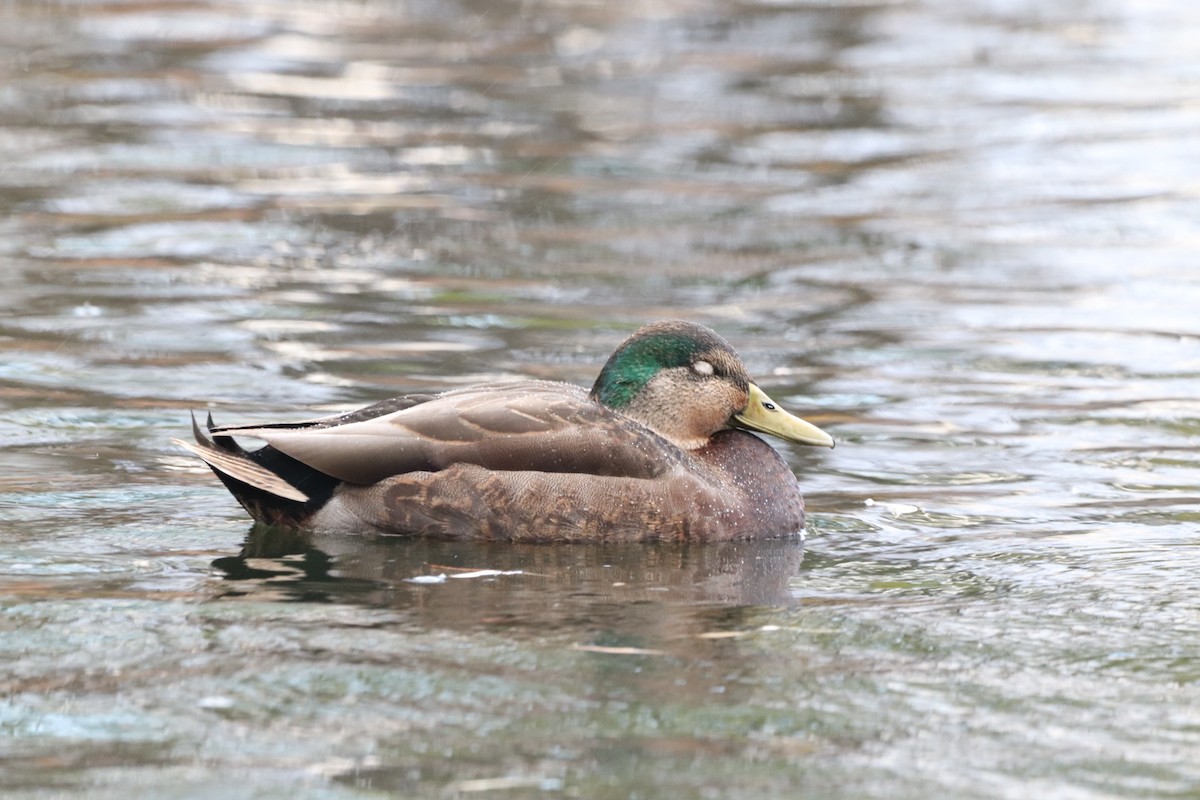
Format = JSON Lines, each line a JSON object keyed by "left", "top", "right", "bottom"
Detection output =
{"left": 734, "top": 383, "right": 835, "bottom": 448}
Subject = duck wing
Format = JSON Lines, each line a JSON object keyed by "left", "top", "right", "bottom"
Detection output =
{"left": 209, "top": 380, "right": 674, "bottom": 486}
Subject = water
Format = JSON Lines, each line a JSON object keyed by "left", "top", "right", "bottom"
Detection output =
{"left": 2, "top": 0, "right": 1200, "bottom": 796}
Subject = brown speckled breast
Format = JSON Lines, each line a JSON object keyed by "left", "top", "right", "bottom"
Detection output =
{"left": 311, "top": 428, "right": 805, "bottom": 542}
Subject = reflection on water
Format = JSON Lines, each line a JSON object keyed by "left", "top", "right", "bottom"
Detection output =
{"left": 3, "top": 0, "right": 1200, "bottom": 797}
{"left": 214, "top": 524, "right": 807, "bottom": 612}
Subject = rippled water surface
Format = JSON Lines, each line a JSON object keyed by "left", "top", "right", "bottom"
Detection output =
{"left": 3, "top": 0, "right": 1200, "bottom": 797}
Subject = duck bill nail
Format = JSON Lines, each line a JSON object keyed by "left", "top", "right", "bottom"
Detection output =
{"left": 734, "top": 383, "right": 836, "bottom": 448}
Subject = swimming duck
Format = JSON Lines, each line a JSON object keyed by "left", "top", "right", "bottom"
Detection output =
{"left": 177, "top": 320, "right": 834, "bottom": 541}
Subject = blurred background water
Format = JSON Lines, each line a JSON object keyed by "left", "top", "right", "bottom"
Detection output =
{"left": 2, "top": 0, "right": 1200, "bottom": 797}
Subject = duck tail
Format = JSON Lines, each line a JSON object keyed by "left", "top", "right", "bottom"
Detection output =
{"left": 173, "top": 412, "right": 336, "bottom": 527}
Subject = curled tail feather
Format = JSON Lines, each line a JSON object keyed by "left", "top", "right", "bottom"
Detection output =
{"left": 173, "top": 413, "right": 310, "bottom": 503}
{"left": 174, "top": 412, "right": 342, "bottom": 527}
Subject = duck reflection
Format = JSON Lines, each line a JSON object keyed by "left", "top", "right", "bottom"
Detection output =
{"left": 211, "top": 524, "right": 806, "bottom": 621}
{"left": 213, "top": 526, "right": 812, "bottom": 773}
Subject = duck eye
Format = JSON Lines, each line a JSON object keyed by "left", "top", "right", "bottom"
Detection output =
{"left": 691, "top": 360, "right": 715, "bottom": 377}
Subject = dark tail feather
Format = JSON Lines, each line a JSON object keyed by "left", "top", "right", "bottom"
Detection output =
{"left": 173, "top": 412, "right": 340, "bottom": 528}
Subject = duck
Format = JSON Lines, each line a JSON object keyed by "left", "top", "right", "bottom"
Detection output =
{"left": 176, "top": 320, "right": 834, "bottom": 542}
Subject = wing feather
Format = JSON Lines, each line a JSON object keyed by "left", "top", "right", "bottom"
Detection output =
{"left": 210, "top": 380, "right": 674, "bottom": 486}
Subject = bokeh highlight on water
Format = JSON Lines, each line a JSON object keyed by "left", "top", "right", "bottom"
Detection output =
{"left": 2, "top": 1, "right": 1200, "bottom": 797}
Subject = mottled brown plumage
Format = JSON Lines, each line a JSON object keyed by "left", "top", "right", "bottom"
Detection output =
{"left": 176, "top": 320, "right": 834, "bottom": 541}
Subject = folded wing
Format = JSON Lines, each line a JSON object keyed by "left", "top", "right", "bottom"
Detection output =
{"left": 209, "top": 380, "right": 674, "bottom": 486}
